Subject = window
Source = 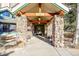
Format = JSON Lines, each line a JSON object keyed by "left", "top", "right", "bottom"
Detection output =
{"left": 0, "top": 23, "right": 16, "bottom": 33}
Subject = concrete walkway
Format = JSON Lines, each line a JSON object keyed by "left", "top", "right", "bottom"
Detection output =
{"left": 66, "top": 48, "right": 79, "bottom": 56}
{"left": 8, "top": 36, "right": 72, "bottom": 56}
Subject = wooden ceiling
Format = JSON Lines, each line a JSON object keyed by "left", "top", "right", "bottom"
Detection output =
{"left": 16, "top": 3, "right": 64, "bottom": 24}
{"left": 19, "top": 3, "right": 61, "bottom": 13}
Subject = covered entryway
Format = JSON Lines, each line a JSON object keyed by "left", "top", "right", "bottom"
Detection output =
{"left": 12, "top": 3, "right": 69, "bottom": 47}
{"left": 34, "top": 24, "right": 45, "bottom": 36}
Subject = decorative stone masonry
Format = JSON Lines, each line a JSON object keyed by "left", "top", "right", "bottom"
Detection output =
{"left": 27, "top": 21, "right": 33, "bottom": 38}
{"left": 16, "top": 15, "right": 27, "bottom": 45}
{"left": 47, "top": 19, "right": 53, "bottom": 38}
{"left": 54, "top": 15, "right": 64, "bottom": 47}
{"left": 45, "top": 24, "right": 47, "bottom": 37}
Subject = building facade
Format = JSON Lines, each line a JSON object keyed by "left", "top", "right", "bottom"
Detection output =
{"left": 0, "top": 3, "right": 69, "bottom": 47}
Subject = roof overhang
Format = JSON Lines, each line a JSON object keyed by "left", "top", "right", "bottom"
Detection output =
{"left": 12, "top": 3, "right": 69, "bottom": 15}
{"left": 0, "top": 7, "right": 10, "bottom": 12}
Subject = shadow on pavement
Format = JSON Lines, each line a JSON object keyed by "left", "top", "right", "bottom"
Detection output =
{"left": 34, "top": 35, "right": 53, "bottom": 46}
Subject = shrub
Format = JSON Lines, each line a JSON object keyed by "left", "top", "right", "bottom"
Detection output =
{"left": 64, "top": 32, "right": 74, "bottom": 38}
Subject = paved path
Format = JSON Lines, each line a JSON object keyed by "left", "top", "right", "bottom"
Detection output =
{"left": 8, "top": 36, "right": 72, "bottom": 56}
{"left": 66, "top": 48, "right": 79, "bottom": 56}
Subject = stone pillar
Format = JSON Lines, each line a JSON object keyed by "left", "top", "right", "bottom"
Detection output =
{"left": 16, "top": 15, "right": 27, "bottom": 44}
{"left": 52, "top": 18, "right": 55, "bottom": 46}
{"left": 27, "top": 21, "right": 33, "bottom": 38}
{"left": 45, "top": 24, "right": 47, "bottom": 37}
{"left": 47, "top": 20, "right": 53, "bottom": 38}
{"left": 54, "top": 15, "right": 64, "bottom": 47}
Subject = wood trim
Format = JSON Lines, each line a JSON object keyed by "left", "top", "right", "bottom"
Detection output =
{"left": 16, "top": 10, "right": 64, "bottom": 16}
{"left": 29, "top": 20, "right": 50, "bottom": 24}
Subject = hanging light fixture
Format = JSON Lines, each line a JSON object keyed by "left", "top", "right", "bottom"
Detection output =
{"left": 38, "top": 3, "right": 41, "bottom": 24}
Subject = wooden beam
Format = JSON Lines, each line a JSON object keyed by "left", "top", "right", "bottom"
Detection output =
{"left": 29, "top": 20, "right": 49, "bottom": 24}
{"left": 29, "top": 20, "right": 49, "bottom": 22}
{"left": 16, "top": 12, "right": 52, "bottom": 16}
{"left": 59, "top": 10, "right": 64, "bottom": 16}
{"left": 16, "top": 10, "right": 64, "bottom": 16}
{"left": 24, "top": 13, "right": 51, "bottom": 16}
{"left": 32, "top": 22, "right": 48, "bottom": 24}
{"left": 38, "top": 3, "right": 42, "bottom": 13}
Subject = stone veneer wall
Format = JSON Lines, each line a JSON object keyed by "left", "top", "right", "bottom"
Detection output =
{"left": 15, "top": 15, "right": 64, "bottom": 47}
{"left": 45, "top": 24, "right": 47, "bottom": 36}
{"left": 16, "top": 15, "right": 27, "bottom": 43}
{"left": 47, "top": 19, "right": 53, "bottom": 38}
{"left": 54, "top": 15, "right": 64, "bottom": 47}
{"left": 27, "top": 20, "right": 33, "bottom": 38}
